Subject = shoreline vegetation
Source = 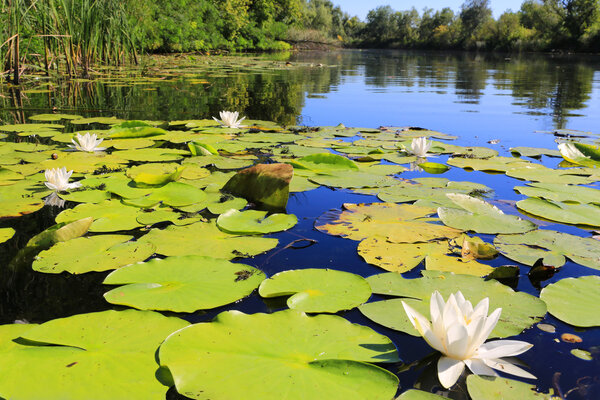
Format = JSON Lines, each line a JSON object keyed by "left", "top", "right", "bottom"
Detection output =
{"left": 2, "top": 0, "right": 600, "bottom": 83}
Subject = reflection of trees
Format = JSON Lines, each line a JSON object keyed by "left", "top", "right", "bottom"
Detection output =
{"left": 0, "top": 51, "right": 597, "bottom": 131}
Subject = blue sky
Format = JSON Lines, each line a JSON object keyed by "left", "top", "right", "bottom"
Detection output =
{"left": 333, "top": 1, "right": 525, "bottom": 20}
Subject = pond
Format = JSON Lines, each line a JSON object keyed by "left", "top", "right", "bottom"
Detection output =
{"left": 0, "top": 50, "right": 599, "bottom": 399}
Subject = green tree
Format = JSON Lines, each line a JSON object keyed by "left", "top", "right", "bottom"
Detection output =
{"left": 459, "top": 0, "right": 492, "bottom": 45}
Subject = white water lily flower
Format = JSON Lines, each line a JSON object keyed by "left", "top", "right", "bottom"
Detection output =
{"left": 402, "top": 291, "right": 535, "bottom": 389}
{"left": 558, "top": 143, "right": 587, "bottom": 161}
{"left": 44, "top": 167, "right": 82, "bottom": 192}
{"left": 410, "top": 137, "right": 432, "bottom": 157}
{"left": 69, "top": 132, "right": 105, "bottom": 152}
{"left": 213, "top": 111, "right": 246, "bottom": 128}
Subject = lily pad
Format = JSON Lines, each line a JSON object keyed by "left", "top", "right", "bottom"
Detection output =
{"left": 516, "top": 197, "right": 600, "bottom": 227}
{"left": 359, "top": 270, "right": 546, "bottom": 338}
{"left": 124, "top": 182, "right": 207, "bottom": 208}
{"left": 540, "top": 276, "right": 600, "bottom": 327}
{"left": 358, "top": 238, "right": 450, "bottom": 273}
{"left": 33, "top": 234, "right": 154, "bottom": 274}
{"left": 29, "top": 113, "right": 83, "bottom": 121}
{"left": 397, "top": 390, "right": 447, "bottom": 400}
{"left": 316, "top": 203, "right": 462, "bottom": 243}
{"left": 290, "top": 153, "right": 359, "bottom": 174}
{"left": 438, "top": 193, "right": 536, "bottom": 234}
{"left": 0, "top": 227, "right": 15, "bottom": 243}
{"left": 467, "top": 375, "right": 554, "bottom": 400}
{"left": 514, "top": 182, "right": 600, "bottom": 205}
{"left": 104, "top": 256, "right": 265, "bottom": 312}
{"left": 258, "top": 269, "right": 371, "bottom": 313}
{"left": 159, "top": 309, "right": 399, "bottom": 400}
{"left": 127, "top": 163, "right": 185, "bottom": 185}
{"left": 425, "top": 254, "right": 494, "bottom": 276}
{"left": 494, "top": 230, "right": 600, "bottom": 270}
{"left": 217, "top": 209, "right": 297, "bottom": 234}
{"left": 0, "top": 310, "right": 188, "bottom": 400}
{"left": 138, "top": 220, "right": 278, "bottom": 259}
{"left": 55, "top": 200, "right": 145, "bottom": 232}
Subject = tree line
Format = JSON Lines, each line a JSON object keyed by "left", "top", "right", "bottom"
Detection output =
{"left": 2, "top": 0, "right": 599, "bottom": 82}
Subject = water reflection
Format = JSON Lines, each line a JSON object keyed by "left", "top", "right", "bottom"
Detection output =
{"left": 1, "top": 50, "right": 599, "bottom": 133}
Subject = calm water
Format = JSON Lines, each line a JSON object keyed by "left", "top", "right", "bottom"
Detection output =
{"left": 1, "top": 50, "right": 599, "bottom": 399}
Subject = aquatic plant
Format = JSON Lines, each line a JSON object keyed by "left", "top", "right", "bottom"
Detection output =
{"left": 69, "top": 132, "right": 105, "bottom": 152}
{"left": 410, "top": 136, "right": 432, "bottom": 157}
{"left": 44, "top": 167, "right": 81, "bottom": 192}
{"left": 402, "top": 290, "right": 535, "bottom": 388}
{"left": 213, "top": 110, "right": 246, "bottom": 128}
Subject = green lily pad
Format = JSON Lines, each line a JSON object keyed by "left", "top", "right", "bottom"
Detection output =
{"left": 516, "top": 197, "right": 600, "bottom": 227}
{"left": 359, "top": 270, "right": 546, "bottom": 338}
{"left": 124, "top": 182, "right": 207, "bottom": 208}
{"left": 29, "top": 113, "right": 82, "bottom": 121}
{"left": 0, "top": 310, "right": 188, "bottom": 400}
{"left": 217, "top": 209, "right": 297, "bottom": 234}
{"left": 259, "top": 269, "right": 371, "bottom": 313}
{"left": 104, "top": 256, "right": 265, "bottom": 312}
{"left": 0, "top": 227, "right": 15, "bottom": 243}
{"left": 59, "top": 189, "right": 112, "bottom": 203}
{"left": 494, "top": 230, "right": 600, "bottom": 270}
{"left": 0, "top": 180, "right": 46, "bottom": 218}
{"left": 290, "top": 153, "right": 359, "bottom": 174}
{"left": 112, "top": 148, "right": 187, "bottom": 162}
{"left": 316, "top": 203, "right": 462, "bottom": 243}
{"left": 467, "top": 375, "right": 554, "bottom": 400}
{"left": 310, "top": 171, "right": 399, "bottom": 189}
{"left": 571, "top": 349, "right": 593, "bottom": 361}
{"left": 510, "top": 147, "right": 561, "bottom": 158}
{"left": 70, "top": 116, "right": 124, "bottom": 125}
{"left": 159, "top": 310, "right": 399, "bottom": 400}
{"left": 447, "top": 156, "right": 530, "bottom": 172}
{"left": 138, "top": 220, "right": 278, "bottom": 259}
{"left": 40, "top": 152, "right": 127, "bottom": 173}
{"left": 438, "top": 193, "right": 536, "bottom": 234}
{"left": 55, "top": 200, "right": 145, "bottom": 232}
{"left": 397, "top": 389, "right": 447, "bottom": 400}
{"left": 0, "top": 123, "right": 63, "bottom": 132}
{"left": 183, "top": 155, "right": 254, "bottom": 170}
{"left": 127, "top": 163, "right": 185, "bottom": 185}
{"left": 33, "top": 234, "right": 155, "bottom": 274}
{"left": 416, "top": 162, "right": 449, "bottom": 174}
{"left": 540, "top": 276, "right": 600, "bottom": 327}
{"left": 514, "top": 182, "right": 600, "bottom": 205}
{"left": 506, "top": 164, "right": 594, "bottom": 184}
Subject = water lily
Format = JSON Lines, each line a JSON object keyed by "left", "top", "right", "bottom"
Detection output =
{"left": 558, "top": 143, "right": 587, "bottom": 162}
{"left": 69, "top": 132, "right": 105, "bottom": 152}
{"left": 213, "top": 111, "right": 246, "bottom": 128}
{"left": 410, "top": 137, "right": 432, "bottom": 157}
{"left": 402, "top": 291, "right": 535, "bottom": 389}
{"left": 44, "top": 167, "right": 82, "bottom": 192}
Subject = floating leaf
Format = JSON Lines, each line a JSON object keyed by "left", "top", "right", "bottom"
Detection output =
{"left": 55, "top": 200, "right": 145, "bottom": 232}
{"left": 138, "top": 220, "right": 278, "bottom": 259}
{"left": 0, "top": 310, "right": 188, "bottom": 400}
{"left": 510, "top": 147, "right": 561, "bottom": 158}
{"left": 290, "top": 153, "right": 359, "bottom": 174}
{"left": 0, "top": 227, "right": 15, "bottom": 243}
{"left": 467, "top": 375, "right": 554, "bottom": 400}
{"left": 425, "top": 254, "right": 494, "bottom": 276}
{"left": 438, "top": 193, "right": 536, "bottom": 234}
{"left": 514, "top": 182, "right": 600, "bottom": 205}
{"left": 494, "top": 230, "right": 600, "bottom": 270}
{"left": 217, "top": 209, "right": 297, "bottom": 234}
{"left": 571, "top": 349, "right": 593, "bottom": 361}
{"left": 359, "top": 270, "right": 546, "bottom": 338}
{"left": 29, "top": 113, "right": 82, "bottom": 121}
{"left": 259, "top": 269, "right": 371, "bottom": 313}
{"left": 417, "top": 162, "right": 449, "bottom": 174}
{"left": 124, "top": 182, "right": 207, "bottom": 208}
{"left": 316, "top": 203, "right": 462, "bottom": 243}
{"left": 540, "top": 276, "right": 600, "bottom": 327}
{"left": 506, "top": 164, "right": 594, "bottom": 184}
{"left": 516, "top": 197, "right": 600, "bottom": 227}
{"left": 358, "top": 238, "right": 450, "bottom": 273}
{"left": 104, "top": 256, "right": 264, "bottom": 312}
{"left": 447, "top": 156, "right": 529, "bottom": 172}
{"left": 396, "top": 389, "right": 447, "bottom": 400}
{"left": 33, "top": 234, "right": 154, "bottom": 274}
{"left": 159, "top": 310, "right": 399, "bottom": 400}
{"left": 127, "top": 163, "right": 185, "bottom": 185}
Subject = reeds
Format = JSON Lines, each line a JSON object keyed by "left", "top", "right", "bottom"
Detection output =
{"left": 1, "top": 0, "right": 138, "bottom": 83}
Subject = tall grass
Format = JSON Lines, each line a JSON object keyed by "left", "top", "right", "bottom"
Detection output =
{"left": 1, "top": 0, "right": 138, "bottom": 83}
